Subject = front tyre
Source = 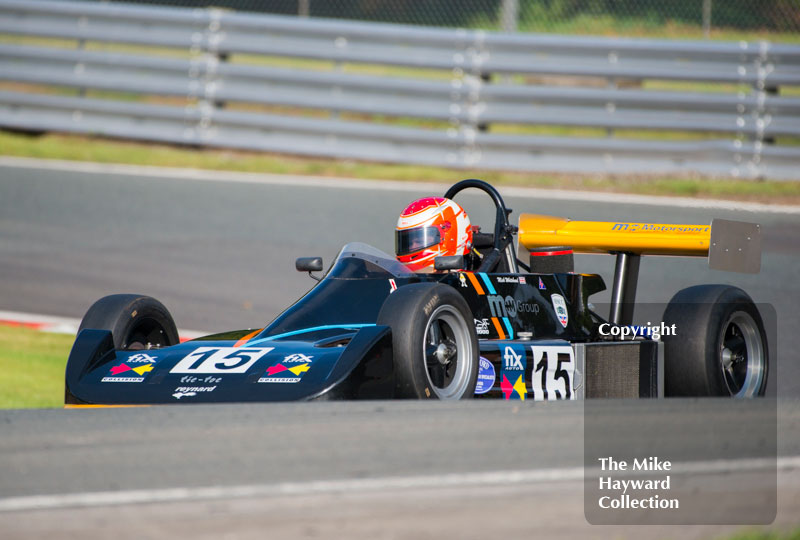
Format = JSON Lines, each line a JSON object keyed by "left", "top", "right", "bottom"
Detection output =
{"left": 662, "top": 285, "right": 768, "bottom": 397}
{"left": 377, "top": 283, "right": 479, "bottom": 399}
{"left": 78, "top": 294, "right": 179, "bottom": 350}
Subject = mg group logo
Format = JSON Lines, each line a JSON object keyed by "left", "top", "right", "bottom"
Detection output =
{"left": 488, "top": 294, "right": 516, "bottom": 318}
{"left": 488, "top": 294, "right": 540, "bottom": 319}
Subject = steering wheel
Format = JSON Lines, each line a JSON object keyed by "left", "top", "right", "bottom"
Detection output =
{"left": 444, "top": 179, "right": 519, "bottom": 273}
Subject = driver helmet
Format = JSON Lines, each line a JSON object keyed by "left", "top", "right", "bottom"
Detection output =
{"left": 395, "top": 197, "right": 472, "bottom": 272}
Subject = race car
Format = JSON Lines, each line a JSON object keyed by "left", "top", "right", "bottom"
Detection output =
{"left": 65, "top": 179, "right": 768, "bottom": 404}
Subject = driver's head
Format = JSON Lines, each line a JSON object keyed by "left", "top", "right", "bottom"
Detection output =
{"left": 395, "top": 197, "right": 472, "bottom": 273}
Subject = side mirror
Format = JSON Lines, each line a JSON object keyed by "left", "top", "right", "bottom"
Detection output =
{"left": 296, "top": 257, "right": 323, "bottom": 281}
{"left": 434, "top": 255, "right": 464, "bottom": 272}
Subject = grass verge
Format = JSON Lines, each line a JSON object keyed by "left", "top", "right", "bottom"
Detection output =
{"left": 0, "top": 325, "right": 71, "bottom": 409}
{"left": 3, "top": 131, "right": 800, "bottom": 204}
{"left": 720, "top": 529, "right": 800, "bottom": 540}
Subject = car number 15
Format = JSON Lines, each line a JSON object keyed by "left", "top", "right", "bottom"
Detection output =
{"left": 531, "top": 346, "right": 575, "bottom": 401}
{"left": 170, "top": 347, "right": 274, "bottom": 374}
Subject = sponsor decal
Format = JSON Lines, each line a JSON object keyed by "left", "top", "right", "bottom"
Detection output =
{"left": 112, "top": 363, "right": 153, "bottom": 376}
{"left": 101, "top": 361, "right": 154, "bottom": 382}
{"left": 170, "top": 347, "right": 273, "bottom": 374}
{"left": 531, "top": 345, "right": 575, "bottom": 401}
{"left": 500, "top": 344, "right": 527, "bottom": 400}
{"left": 611, "top": 223, "right": 710, "bottom": 233}
{"left": 496, "top": 276, "right": 519, "bottom": 284}
{"left": 257, "top": 361, "right": 311, "bottom": 383}
{"left": 539, "top": 277, "right": 546, "bottom": 290}
{"left": 501, "top": 374, "right": 527, "bottom": 401}
{"left": 459, "top": 273, "right": 468, "bottom": 288}
{"left": 389, "top": 279, "right": 397, "bottom": 293}
{"left": 127, "top": 353, "right": 158, "bottom": 364}
{"left": 503, "top": 346, "right": 524, "bottom": 370}
{"left": 474, "top": 356, "right": 495, "bottom": 394}
{"left": 283, "top": 353, "right": 313, "bottom": 363}
{"left": 179, "top": 375, "right": 221, "bottom": 384}
{"left": 551, "top": 294, "right": 568, "bottom": 328}
{"left": 474, "top": 318, "right": 490, "bottom": 335}
{"left": 488, "top": 295, "right": 540, "bottom": 319}
{"left": 477, "top": 274, "right": 513, "bottom": 340}
{"left": 172, "top": 385, "right": 217, "bottom": 399}
{"left": 519, "top": 277, "right": 526, "bottom": 285}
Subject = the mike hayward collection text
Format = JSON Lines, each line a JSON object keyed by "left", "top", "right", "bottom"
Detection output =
{"left": 597, "top": 456, "right": 680, "bottom": 510}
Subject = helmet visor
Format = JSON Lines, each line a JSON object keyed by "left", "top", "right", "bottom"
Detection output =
{"left": 396, "top": 227, "right": 441, "bottom": 256}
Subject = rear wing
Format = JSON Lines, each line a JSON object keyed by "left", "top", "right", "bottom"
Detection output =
{"left": 518, "top": 214, "right": 761, "bottom": 274}
{"left": 517, "top": 214, "right": 762, "bottom": 325}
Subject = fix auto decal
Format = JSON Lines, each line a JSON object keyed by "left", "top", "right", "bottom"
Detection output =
{"left": 500, "top": 344, "right": 527, "bottom": 400}
{"left": 101, "top": 353, "right": 159, "bottom": 383}
{"left": 258, "top": 353, "right": 314, "bottom": 383}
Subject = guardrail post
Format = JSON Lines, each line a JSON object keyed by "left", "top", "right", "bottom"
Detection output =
{"left": 702, "top": 0, "right": 712, "bottom": 39}
{"left": 184, "top": 7, "right": 223, "bottom": 147}
{"left": 206, "top": 8, "right": 224, "bottom": 111}
{"left": 467, "top": 31, "right": 487, "bottom": 165}
{"left": 747, "top": 40, "right": 774, "bottom": 178}
{"left": 331, "top": 34, "right": 347, "bottom": 121}
{"left": 477, "top": 73, "right": 490, "bottom": 132}
{"left": 500, "top": 0, "right": 518, "bottom": 33}
{"left": 606, "top": 77, "right": 617, "bottom": 138}
{"left": 76, "top": 37, "right": 86, "bottom": 98}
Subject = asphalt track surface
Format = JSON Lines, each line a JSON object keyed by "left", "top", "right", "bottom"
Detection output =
{"left": 1, "top": 157, "right": 798, "bottom": 395}
{"left": 1, "top": 158, "right": 800, "bottom": 538}
{"left": 0, "top": 400, "right": 798, "bottom": 539}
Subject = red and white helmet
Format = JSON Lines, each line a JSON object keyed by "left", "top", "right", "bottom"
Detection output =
{"left": 395, "top": 197, "right": 472, "bottom": 272}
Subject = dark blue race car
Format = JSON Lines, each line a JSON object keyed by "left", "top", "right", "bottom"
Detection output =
{"left": 65, "top": 180, "right": 768, "bottom": 404}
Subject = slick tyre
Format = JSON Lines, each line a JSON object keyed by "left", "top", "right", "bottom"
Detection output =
{"left": 78, "top": 294, "right": 179, "bottom": 350}
{"left": 377, "top": 283, "right": 479, "bottom": 400}
{"left": 662, "top": 285, "right": 768, "bottom": 397}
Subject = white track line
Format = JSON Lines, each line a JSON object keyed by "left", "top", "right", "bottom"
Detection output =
{"left": 0, "top": 310, "right": 206, "bottom": 340}
{"left": 2, "top": 156, "right": 799, "bottom": 215}
{"left": 1, "top": 456, "right": 797, "bottom": 513}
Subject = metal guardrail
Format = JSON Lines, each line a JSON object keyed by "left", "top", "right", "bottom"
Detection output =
{"left": 1, "top": 0, "right": 799, "bottom": 179}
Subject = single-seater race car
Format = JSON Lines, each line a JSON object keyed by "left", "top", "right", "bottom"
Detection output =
{"left": 65, "top": 179, "right": 767, "bottom": 404}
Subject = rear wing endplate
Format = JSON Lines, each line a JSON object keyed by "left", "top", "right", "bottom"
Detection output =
{"left": 708, "top": 219, "right": 761, "bottom": 274}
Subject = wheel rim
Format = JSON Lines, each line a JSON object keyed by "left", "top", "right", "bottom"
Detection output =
{"left": 422, "top": 305, "right": 473, "bottom": 399}
{"left": 720, "top": 311, "right": 765, "bottom": 397}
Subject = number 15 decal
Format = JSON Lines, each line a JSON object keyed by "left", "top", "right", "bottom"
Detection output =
{"left": 531, "top": 346, "right": 575, "bottom": 401}
{"left": 171, "top": 347, "right": 274, "bottom": 374}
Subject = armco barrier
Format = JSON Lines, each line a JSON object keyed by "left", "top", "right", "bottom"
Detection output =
{"left": 0, "top": 0, "right": 799, "bottom": 179}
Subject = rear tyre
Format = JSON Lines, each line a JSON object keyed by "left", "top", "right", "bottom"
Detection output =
{"left": 377, "top": 283, "right": 479, "bottom": 399}
{"left": 78, "top": 294, "right": 179, "bottom": 350}
{"left": 662, "top": 285, "right": 768, "bottom": 397}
